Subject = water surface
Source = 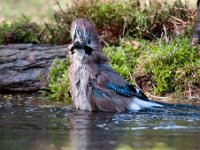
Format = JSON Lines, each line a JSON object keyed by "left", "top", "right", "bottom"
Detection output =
{"left": 0, "top": 94, "right": 200, "bottom": 150}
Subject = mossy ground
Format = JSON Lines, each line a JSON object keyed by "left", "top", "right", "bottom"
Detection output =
{"left": 104, "top": 37, "right": 200, "bottom": 96}
{"left": 0, "top": 0, "right": 199, "bottom": 101}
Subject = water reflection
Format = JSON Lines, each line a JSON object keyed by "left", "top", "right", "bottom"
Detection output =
{"left": 68, "top": 109, "right": 200, "bottom": 150}
{"left": 69, "top": 111, "right": 118, "bottom": 150}
{"left": 0, "top": 94, "right": 200, "bottom": 150}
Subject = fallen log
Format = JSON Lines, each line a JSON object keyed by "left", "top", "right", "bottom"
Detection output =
{"left": 0, "top": 44, "right": 67, "bottom": 91}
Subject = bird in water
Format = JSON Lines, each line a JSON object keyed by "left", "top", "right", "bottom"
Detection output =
{"left": 67, "top": 18, "right": 163, "bottom": 112}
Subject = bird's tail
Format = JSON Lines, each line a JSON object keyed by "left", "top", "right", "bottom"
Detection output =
{"left": 129, "top": 97, "right": 199, "bottom": 111}
{"left": 129, "top": 97, "right": 163, "bottom": 111}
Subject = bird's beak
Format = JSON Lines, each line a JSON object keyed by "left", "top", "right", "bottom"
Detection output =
{"left": 73, "top": 41, "right": 84, "bottom": 49}
{"left": 70, "top": 41, "right": 86, "bottom": 54}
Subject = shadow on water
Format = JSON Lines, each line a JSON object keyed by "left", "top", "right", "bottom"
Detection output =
{"left": 0, "top": 94, "right": 200, "bottom": 150}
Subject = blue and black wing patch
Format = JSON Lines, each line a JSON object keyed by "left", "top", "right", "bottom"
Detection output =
{"left": 106, "top": 83, "right": 148, "bottom": 100}
{"left": 106, "top": 83, "right": 132, "bottom": 97}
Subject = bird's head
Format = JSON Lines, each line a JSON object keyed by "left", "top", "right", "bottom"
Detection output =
{"left": 69, "top": 18, "right": 102, "bottom": 63}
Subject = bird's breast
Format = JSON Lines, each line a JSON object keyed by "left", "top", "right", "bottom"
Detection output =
{"left": 69, "top": 63, "right": 93, "bottom": 111}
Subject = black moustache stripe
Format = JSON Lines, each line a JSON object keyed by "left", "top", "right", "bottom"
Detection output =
{"left": 84, "top": 46, "right": 93, "bottom": 55}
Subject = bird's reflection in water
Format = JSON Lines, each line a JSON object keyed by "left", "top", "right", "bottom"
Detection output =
{"left": 69, "top": 111, "right": 118, "bottom": 150}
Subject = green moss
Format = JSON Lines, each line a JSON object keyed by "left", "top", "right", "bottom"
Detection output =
{"left": 136, "top": 37, "right": 199, "bottom": 94}
{"left": 0, "top": 16, "right": 42, "bottom": 44}
{"left": 103, "top": 40, "right": 140, "bottom": 83}
{"left": 104, "top": 37, "right": 199, "bottom": 95}
{"left": 43, "top": 58, "right": 71, "bottom": 103}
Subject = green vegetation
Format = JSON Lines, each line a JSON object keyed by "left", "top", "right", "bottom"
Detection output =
{"left": 45, "top": 0, "right": 194, "bottom": 44}
{"left": 44, "top": 58, "right": 71, "bottom": 103}
{"left": 139, "top": 38, "right": 199, "bottom": 95}
{"left": 0, "top": 0, "right": 199, "bottom": 100}
{"left": 0, "top": 16, "right": 42, "bottom": 44}
{"left": 104, "top": 37, "right": 200, "bottom": 95}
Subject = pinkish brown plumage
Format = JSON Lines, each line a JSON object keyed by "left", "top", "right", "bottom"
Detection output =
{"left": 67, "top": 18, "right": 162, "bottom": 112}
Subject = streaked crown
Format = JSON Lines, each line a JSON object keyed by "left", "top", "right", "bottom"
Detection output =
{"left": 71, "top": 18, "right": 101, "bottom": 50}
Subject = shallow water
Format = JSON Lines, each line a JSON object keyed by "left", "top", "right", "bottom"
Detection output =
{"left": 0, "top": 94, "right": 200, "bottom": 150}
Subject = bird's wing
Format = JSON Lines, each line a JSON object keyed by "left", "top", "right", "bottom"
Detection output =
{"left": 89, "top": 64, "right": 132, "bottom": 112}
{"left": 95, "top": 64, "right": 149, "bottom": 101}
{"left": 91, "top": 63, "right": 162, "bottom": 112}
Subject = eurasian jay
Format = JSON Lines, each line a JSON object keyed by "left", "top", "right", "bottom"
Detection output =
{"left": 67, "top": 18, "right": 162, "bottom": 112}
